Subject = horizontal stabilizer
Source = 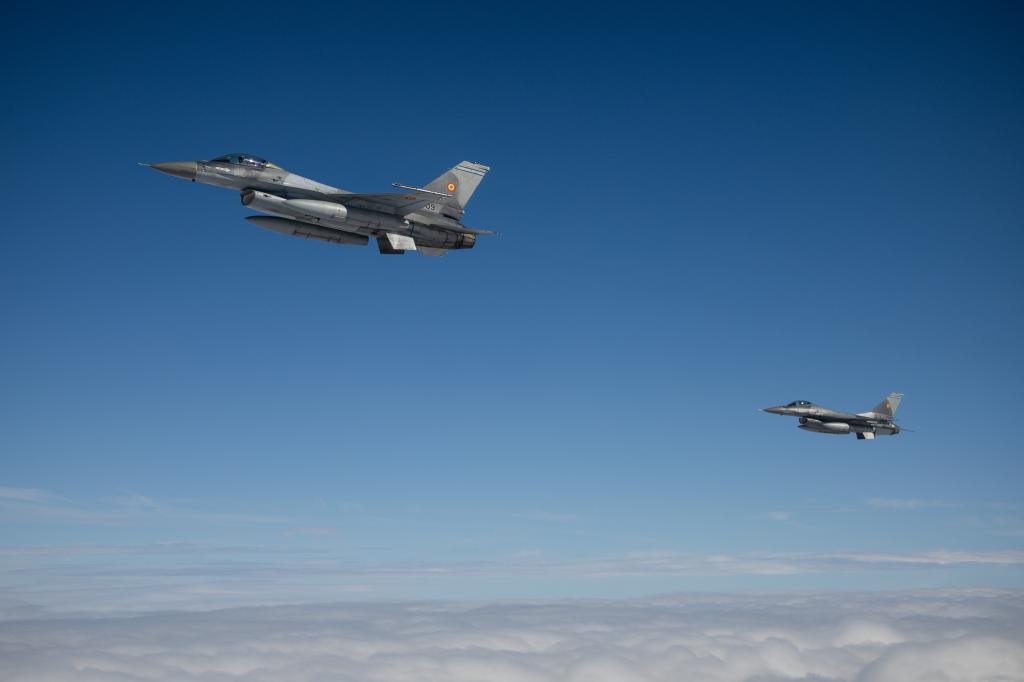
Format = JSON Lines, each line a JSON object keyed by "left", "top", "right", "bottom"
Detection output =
{"left": 444, "top": 224, "right": 497, "bottom": 236}
{"left": 417, "top": 246, "right": 447, "bottom": 257}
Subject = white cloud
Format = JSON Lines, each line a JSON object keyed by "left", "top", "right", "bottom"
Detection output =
{"left": 865, "top": 498, "right": 954, "bottom": 510}
{"left": 0, "top": 486, "right": 285, "bottom": 527}
{"left": 0, "top": 590, "right": 1021, "bottom": 681}
{"left": 761, "top": 511, "right": 793, "bottom": 521}
{"left": 960, "top": 513, "right": 1024, "bottom": 538}
{"left": 3, "top": 543, "right": 1024, "bottom": 614}
{"left": 0, "top": 487, "right": 65, "bottom": 504}
{"left": 860, "top": 634, "right": 1024, "bottom": 682}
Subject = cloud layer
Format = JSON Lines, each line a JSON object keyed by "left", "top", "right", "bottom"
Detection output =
{"left": 865, "top": 498, "right": 955, "bottom": 510}
{"left": 1, "top": 590, "right": 1021, "bottom": 681}
{"left": 3, "top": 540, "right": 1024, "bottom": 615}
{"left": 4, "top": 541, "right": 1024, "bottom": 614}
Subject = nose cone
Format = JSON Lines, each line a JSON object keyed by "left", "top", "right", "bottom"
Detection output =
{"left": 762, "top": 406, "right": 786, "bottom": 415}
{"left": 148, "top": 161, "right": 197, "bottom": 181}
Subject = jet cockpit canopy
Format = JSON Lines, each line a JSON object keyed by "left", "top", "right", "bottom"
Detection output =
{"left": 786, "top": 400, "right": 813, "bottom": 407}
{"left": 209, "top": 153, "right": 282, "bottom": 170}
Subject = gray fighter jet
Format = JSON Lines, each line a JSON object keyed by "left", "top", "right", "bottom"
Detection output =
{"left": 143, "top": 154, "right": 492, "bottom": 255}
{"left": 761, "top": 393, "right": 905, "bottom": 440}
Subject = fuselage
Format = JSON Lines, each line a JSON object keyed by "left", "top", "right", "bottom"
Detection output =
{"left": 149, "top": 157, "right": 339, "bottom": 197}
{"left": 761, "top": 400, "right": 901, "bottom": 438}
{"left": 147, "top": 154, "right": 480, "bottom": 252}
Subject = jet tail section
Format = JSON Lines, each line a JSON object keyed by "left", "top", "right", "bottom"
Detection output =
{"left": 423, "top": 161, "right": 490, "bottom": 219}
{"left": 859, "top": 392, "right": 903, "bottom": 419}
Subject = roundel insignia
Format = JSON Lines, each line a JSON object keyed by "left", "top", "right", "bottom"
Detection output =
{"left": 446, "top": 182, "right": 457, "bottom": 193}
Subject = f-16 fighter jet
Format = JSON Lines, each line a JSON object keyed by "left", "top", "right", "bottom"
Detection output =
{"left": 143, "top": 154, "right": 492, "bottom": 255}
{"left": 762, "top": 393, "right": 905, "bottom": 440}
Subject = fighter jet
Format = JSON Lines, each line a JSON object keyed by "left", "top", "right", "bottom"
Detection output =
{"left": 761, "top": 393, "right": 905, "bottom": 440}
{"left": 143, "top": 153, "right": 492, "bottom": 255}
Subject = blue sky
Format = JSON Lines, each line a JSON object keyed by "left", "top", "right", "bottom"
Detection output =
{"left": 1, "top": 2, "right": 1022, "bottom": 607}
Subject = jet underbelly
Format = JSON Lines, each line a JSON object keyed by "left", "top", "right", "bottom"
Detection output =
{"left": 241, "top": 190, "right": 400, "bottom": 238}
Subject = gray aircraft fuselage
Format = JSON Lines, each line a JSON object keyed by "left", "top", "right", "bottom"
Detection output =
{"left": 144, "top": 154, "right": 491, "bottom": 255}
{"left": 761, "top": 393, "right": 904, "bottom": 440}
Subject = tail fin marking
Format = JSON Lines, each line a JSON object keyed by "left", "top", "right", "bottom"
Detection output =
{"left": 423, "top": 161, "right": 490, "bottom": 218}
{"left": 871, "top": 392, "right": 904, "bottom": 417}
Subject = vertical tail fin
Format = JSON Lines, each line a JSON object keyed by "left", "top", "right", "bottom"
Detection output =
{"left": 423, "top": 161, "right": 490, "bottom": 218}
{"left": 870, "top": 392, "right": 904, "bottom": 417}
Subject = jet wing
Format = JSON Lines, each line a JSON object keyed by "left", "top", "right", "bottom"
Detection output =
{"left": 331, "top": 192, "right": 436, "bottom": 217}
{"left": 823, "top": 410, "right": 879, "bottom": 424}
{"left": 329, "top": 192, "right": 496, "bottom": 235}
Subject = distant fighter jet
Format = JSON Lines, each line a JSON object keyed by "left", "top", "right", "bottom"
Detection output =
{"left": 143, "top": 153, "right": 492, "bottom": 256}
{"left": 762, "top": 393, "right": 905, "bottom": 440}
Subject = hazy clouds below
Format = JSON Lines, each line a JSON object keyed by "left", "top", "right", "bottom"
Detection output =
{"left": 3, "top": 538, "right": 1024, "bottom": 615}
{"left": 1, "top": 590, "right": 1021, "bottom": 681}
